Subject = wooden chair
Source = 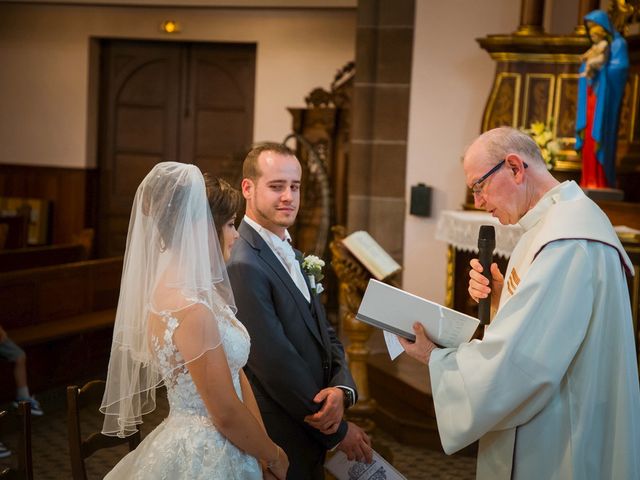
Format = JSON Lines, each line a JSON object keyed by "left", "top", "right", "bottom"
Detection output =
{"left": 0, "top": 402, "right": 34, "bottom": 480}
{"left": 67, "top": 380, "right": 140, "bottom": 480}
{"left": 0, "top": 410, "right": 9, "bottom": 478}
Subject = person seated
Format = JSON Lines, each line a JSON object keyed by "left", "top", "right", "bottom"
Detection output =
{"left": 0, "top": 324, "right": 43, "bottom": 416}
{"left": 0, "top": 441, "right": 11, "bottom": 459}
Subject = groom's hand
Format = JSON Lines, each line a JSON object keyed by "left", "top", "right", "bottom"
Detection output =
{"left": 304, "top": 387, "right": 344, "bottom": 434}
{"left": 338, "top": 422, "right": 373, "bottom": 463}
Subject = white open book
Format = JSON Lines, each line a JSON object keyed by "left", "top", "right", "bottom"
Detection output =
{"left": 341, "top": 231, "right": 401, "bottom": 280}
{"left": 356, "top": 279, "right": 479, "bottom": 347}
{"left": 325, "top": 450, "right": 406, "bottom": 480}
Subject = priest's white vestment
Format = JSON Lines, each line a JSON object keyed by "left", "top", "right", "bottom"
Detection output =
{"left": 429, "top": 181, "right": 640, "bottom": 479}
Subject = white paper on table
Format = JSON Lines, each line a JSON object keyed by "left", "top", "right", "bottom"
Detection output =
{"left": 383, "top": 330, "right": 404, "bottom": 360}
{"left": 356, "top": 279, "right": 479, "bottom": 348}
{"left": 325, "top": 449, "right": 406, "bottom": 480}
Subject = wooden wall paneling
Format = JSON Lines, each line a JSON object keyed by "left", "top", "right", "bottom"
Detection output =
{"left": 0, "top": 165, "right": 95, "bottom": 245}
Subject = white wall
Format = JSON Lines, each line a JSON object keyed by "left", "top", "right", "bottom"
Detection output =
{"left": 403, "top": 0, "right": 519, "bottom": 303}
{"left": 0, "top": 3, "right": 355, "bottom": 168}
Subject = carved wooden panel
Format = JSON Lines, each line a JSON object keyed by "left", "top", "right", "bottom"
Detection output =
{"left": 483, "top": 73, "right": 521, "bottom": 131}
{"left": 523, "top": 74, "right": 555, "bottom": 126}
{"left": 553, "top": 74, "right": 579, "bottom": 144}
{"left": 0, "top": 164, "right": 96, "bottom": 245}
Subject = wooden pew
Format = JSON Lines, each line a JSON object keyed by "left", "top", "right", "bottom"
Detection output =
{"left": 0, "top": 243, "right": 87, "bottom": 273}
{"left": 0, "top": 258, "right": 122, "bottom": 401}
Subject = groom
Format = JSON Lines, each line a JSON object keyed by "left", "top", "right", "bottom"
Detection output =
{"left": 228, "top": 143, "right": 372, "bottom": 479}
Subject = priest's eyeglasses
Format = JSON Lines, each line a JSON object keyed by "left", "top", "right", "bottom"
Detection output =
{"left": 471, "top": 159, "right": 528, "bottom": 196}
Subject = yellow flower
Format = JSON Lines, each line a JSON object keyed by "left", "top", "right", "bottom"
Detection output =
{"left": 530, "top": 121, "right": 546, "bottom": 136}
{"left": 520, "top": 121, "right": 562, "bottom": 170}
{"left": 538, "top": 131, "right": 553, "bottom": 146}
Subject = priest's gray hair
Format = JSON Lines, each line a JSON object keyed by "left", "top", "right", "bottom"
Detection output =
{"left": 478, "top": 126, "right": 545, "bottom": 167}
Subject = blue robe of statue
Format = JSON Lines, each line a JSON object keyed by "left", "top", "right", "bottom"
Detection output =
{"left": 575, "top": 10, "right": 628, "bottom": 188}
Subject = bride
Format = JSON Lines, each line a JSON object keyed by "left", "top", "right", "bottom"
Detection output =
{"left": 100, "top": 162, "right": 288, "bottom": 479}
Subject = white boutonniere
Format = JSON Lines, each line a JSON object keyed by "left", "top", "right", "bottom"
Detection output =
{"left": 302, "top": 254, "right": 325, "bottom": 295}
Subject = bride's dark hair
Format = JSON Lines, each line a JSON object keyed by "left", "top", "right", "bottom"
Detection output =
{"left": 204, "top": 174, "right": 243, "bottom": 243}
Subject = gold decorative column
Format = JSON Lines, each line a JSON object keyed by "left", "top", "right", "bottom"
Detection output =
{"left": 574, "top": 0, "right": 600, "bottom": 35}
{"left": 444, "top": 245, "right": 456, "bottom": 309}
{"left": 515, "top": 0, "right": 545, "bottom": 35}
{"left": 329, "top": 226, "right": 376, "bottom": 432}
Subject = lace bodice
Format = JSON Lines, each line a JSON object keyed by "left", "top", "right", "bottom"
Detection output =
{"left": 105, "top": 298, "right": 261, "bottom": 479}
{"left": 151, "top": 299, "right": 251, "bottom": 416}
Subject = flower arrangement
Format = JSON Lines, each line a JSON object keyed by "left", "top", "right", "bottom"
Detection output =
{"left": 520, "top": 121, "right": 562, "bottom": 170}
{"left": 302, "top": 254, "right": 325, "bottom": 295}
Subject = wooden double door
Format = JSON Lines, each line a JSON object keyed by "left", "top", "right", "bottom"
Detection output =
{"left": 98, "top": 39, "right": 256, "bottom": 256}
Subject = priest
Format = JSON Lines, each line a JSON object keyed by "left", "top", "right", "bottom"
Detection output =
{"left": 400, "top": 126, "right": 640, "bottom": 479}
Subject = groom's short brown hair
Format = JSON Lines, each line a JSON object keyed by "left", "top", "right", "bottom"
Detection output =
{"left": 243, "top": 142, "right": 296, "bottom": 181}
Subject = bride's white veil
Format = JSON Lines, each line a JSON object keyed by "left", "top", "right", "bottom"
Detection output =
{"left": 100, "top": 162, "right": 235, "bottom": 438}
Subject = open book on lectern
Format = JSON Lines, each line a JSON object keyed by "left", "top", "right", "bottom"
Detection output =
{"left": 341, "top": 231, "right": 401, "bottom": 280}
{"left": 356, "top": 279, "right": 479, "bottom": 347}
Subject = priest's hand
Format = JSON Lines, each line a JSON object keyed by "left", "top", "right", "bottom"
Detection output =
{"left": 398, "top": 323, "right": 438, "bottom": 365}
{"left": 304, "top": 387, "right": 344, "bottom": 434}
{"left": 337, "top": 422, "right": 373, "bottom": 463}
{"left": 469, "top": 258, "right": 503, "bottom": 312}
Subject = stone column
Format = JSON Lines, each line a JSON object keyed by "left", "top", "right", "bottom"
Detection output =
{"left": 348, "top": 0, "right": 414, "bottom": 261}
{"left": 344, "top": 0, "right": 415, "bottom": 426}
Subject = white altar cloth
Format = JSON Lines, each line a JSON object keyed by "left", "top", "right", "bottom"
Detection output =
{"left": 435, "top": 210, "right": 524, "bottom": 258}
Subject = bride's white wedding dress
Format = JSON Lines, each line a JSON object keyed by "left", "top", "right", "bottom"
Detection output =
{"left": 104, "top": 300, "right": 262, "bottom": 480}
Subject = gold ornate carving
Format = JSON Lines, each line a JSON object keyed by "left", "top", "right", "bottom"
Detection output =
{"left": 329, "top": 226, "right": 376, "bottom": 430}
{"left": 522, "top": 73, "right": 555, "bottom": 127}
{"left": 609, "top": 0, "right": 639, "bottom": 34}
{"left": 483, "top": 73, "right": 521, "bottom": 132}
{"left": 514, "top": 25, "right": 545, "bottom": 36}
{"left": 488, "top": 52, "right": 583, "bottom": 63}
{"left": 445, "top": 245, "right": 455, "bottom": 309}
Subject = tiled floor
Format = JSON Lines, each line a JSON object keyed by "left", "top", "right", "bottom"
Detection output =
{"left": 0, "top": 386, "right": 475, "bottom": 479}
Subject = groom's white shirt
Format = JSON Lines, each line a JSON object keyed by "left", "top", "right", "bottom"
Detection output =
{"left": 243, "top": 215, "right": 310, "bottom": 302}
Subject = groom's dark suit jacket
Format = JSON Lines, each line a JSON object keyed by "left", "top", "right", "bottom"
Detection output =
{"left": 227, "top": 220, "right": 357, "bottom": 480}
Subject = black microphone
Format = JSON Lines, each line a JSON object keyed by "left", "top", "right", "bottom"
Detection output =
{"left": 477, "top": 225, "right": 495, "bottom": 326}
